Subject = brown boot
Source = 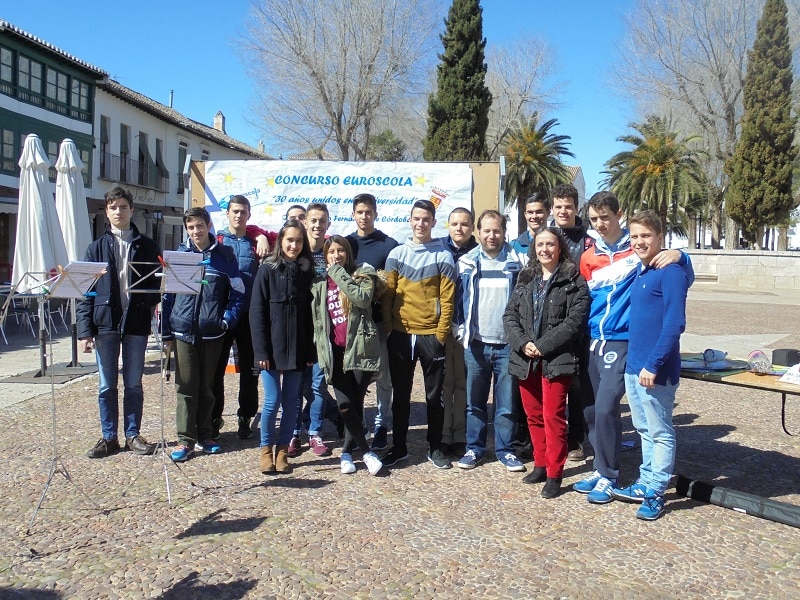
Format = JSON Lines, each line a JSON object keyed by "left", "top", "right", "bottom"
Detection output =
{"left": 260, "top": 446, "right": 275, "bottom": 474}
{"left": 275, "top": 444, "right": 291, "bottom": 474}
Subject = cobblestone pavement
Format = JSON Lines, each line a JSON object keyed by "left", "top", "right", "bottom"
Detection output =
{"left": 0, "top": 285, "right": 799, "bottom": 599}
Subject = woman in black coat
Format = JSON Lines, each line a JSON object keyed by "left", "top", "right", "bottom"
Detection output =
{"left": 250, "top": 219, "right": 315, "bottom": 474}
{"left": 504, "top": 227, "right": 589, "bottom": 498}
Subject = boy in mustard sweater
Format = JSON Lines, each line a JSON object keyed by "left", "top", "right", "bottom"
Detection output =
{"left": 381, "top": 199, "right": 456, "bottom": 469}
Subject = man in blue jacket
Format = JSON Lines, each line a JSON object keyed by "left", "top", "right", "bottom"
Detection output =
{"left": 78, "top": 186, "right": 161, "bottom": 459}
{"left": 211, "top": 195, "right": 261, "bottom": 440}
{"left": 162, "top": 207, "right": 244, "bottom": 462}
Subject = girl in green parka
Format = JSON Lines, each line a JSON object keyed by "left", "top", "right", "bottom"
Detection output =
{"left": 311, "top": 235, "right": 384, "bottom": 476}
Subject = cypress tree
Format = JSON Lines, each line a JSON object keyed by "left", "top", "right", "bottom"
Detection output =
{"left": 423, "top": 0, "right": 492, "bottom": 161}
{"left": 726, "top": 0, "right": 797, "bottom": 245}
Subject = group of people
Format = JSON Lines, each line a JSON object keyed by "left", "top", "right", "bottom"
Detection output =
{"left": 78, "top": 182, "right": 692, "bottom": 521}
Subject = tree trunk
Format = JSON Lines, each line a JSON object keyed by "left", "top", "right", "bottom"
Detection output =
{"left": 724, "top": 215, "right": 739, "bottom": 249}
{"left": 711, "top": 204, "right": 723, "bottom": 249}
{"left": 687, "top": 216, "right": 698, "bottom": 249}
{"left": 777, "top": 225, "right": 789, "bottom": 251}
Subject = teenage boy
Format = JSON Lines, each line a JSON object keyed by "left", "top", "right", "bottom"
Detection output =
{"left": 439, "top": 207, "right": 478, "bottom": 456}
{"left": 511, "top": 192, "right": 550, "bottom": 262}
{"left": 78, "top": 186, "right": 161, "bottom": 458}
{"left": 381, "top": 199, "right": 456, "bottom": 469}
{"left": 211, "top": 195, "right": 260, "bottom": 440}
{"left": 289, "top": 202, "right": 337, "bottom": 457}
{"left": 345, "top": 193, "right": 399, "bottom": 450}
{"left": 573, "top": 192, "right": 693, "bottom": 503}
{"left": 612, "top": 210, "right": 689, "bottom": 521}
{"left": 453, "top": 210, "right": 525, "bottom": 472}
{"left": 547, "top": 184, "right": 595, "bottom": 461}
{"left": 162, "top": 207, "right": 244, "bottom": 462}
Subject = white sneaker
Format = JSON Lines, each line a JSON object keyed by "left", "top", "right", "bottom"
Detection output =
{"left": 340, "top": 452, "right": 356, "bottom": 474}
{"left": 363, "top": 451, "right": 383, "bottom": 476}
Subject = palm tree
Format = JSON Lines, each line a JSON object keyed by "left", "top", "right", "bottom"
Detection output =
{"left": 503, "top": 113, "right": 574, "bottom": 230}
{"left": 604, "top": 115, "right": 705, "bottom": 243}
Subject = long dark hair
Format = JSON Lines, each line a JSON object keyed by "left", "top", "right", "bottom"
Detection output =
{"left": 267, "top": 218, "right": 314, "bottom": 264}
{"left": 526, "top": 226, "right": 575, "bottom": 278}
{"left": 323, "top": 235, "right": 359, "bottom": 316}
{"left": 323, "top": 235, "right": 356, "bottom": 274}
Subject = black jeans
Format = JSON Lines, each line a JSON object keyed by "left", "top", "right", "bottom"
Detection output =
{"left": 387, "top": 331, "right": 446, "bottom": 452}
{"left": 330, "top": 345, "right": 371, "bottom": 454}
{"left": 212, "top": 311, "right": 259, "bottom": 421}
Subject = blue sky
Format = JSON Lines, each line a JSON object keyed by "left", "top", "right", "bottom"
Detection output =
{"left": 2, "top": 0, "right": 635, "bottom": 194}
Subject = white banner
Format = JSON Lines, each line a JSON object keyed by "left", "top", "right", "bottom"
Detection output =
{"left": 203, "top": 160, "right": 473, "bottom": 240}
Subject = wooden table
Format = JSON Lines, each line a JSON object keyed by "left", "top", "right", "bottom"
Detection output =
{"left": 681, "top": 369, "right": 800, "bottom": 435}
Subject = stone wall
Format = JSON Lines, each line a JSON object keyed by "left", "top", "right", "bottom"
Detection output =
{"left": 686, "top": 250, "right": 800, "bottom": 290}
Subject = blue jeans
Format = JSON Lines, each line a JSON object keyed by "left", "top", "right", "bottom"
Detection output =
{"left": 95, "top": 332, "right": 148, "bottom": 440}
{"left": 464, "top": 340, "right": 515, "bottom": 457}
{"left": 624, "top": 373, "right": 678, "bottom": 495}
{"left": 261, "top": 369, "right": 304, "bottom": 447}
{"left": 294, "top": 363, "right": 330, "bottom": 436}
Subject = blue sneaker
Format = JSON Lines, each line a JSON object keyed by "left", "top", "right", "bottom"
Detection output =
{"left": 457, "top": 449, "right": 482, "bottom": 470}
{"left": 573, "top": 470, "right": 603, "bottom": 493}
{"left": 636, "top": 494, "right": 666, "bottom": 521}
{"left": 194, "top": 440, "right": 221, "bottom": 454}
{"left": 587, "top": 476, "right": 617, "bottom": 504}
{"left": 170, "top": 445, "right": 194, "bottom": 462}
{"left": 498, "top": 452, "right": 526, "bottom": 472}
{"left": 612, "top": 480, "right": 648, "bottom": 503}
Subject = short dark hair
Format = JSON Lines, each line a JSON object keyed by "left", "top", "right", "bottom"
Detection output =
{"left": 285, "top": 204, "right": 306, "bottom": 219}
{"left": 412, "top": 199, "right": 436, "bottom": 219}
{"left": 448, "top": 207, "right": 474, "bottom": 225}
{"left": 551, "top": 184, "right": 579, "bottom": 208}
{"left": 587, "top": 191, "right": 619, "bottom": 214}
{"left": 306, "top": 202, "right": 329, "bottom": 218}
{"left": 227, "top": 195, "right": 250, "bottom": 211}
{"left": 183, "top": 207, "right": 211, "bottom": 227}
{"left": 353, "top": 193, "right": 377, "bottom": 212}
{"left": 104, "top": 186, "right": 133, "bottom": 208}
{"left": 629, "top": 209, "right": 662, "bottom": 236}
{"left": 476, "top": 209, "right": 506, "bottom": 232}
{"left": 524, "top": 192, "right": 551, "bottom": 213}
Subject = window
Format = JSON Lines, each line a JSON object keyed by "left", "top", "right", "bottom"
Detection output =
{"left": 47, "top": 139, "right": 58, "bottom": 181}
{"left": 201, "top": 148, "right": 210, "bottom": 161}
{"left": 18, "top": 55, "right": 44, "bottom": 107}
{"left": 45, "top": 68, "right": 68, "bottom": 112}
{"left": 155, "top": 138, "right": 169, "bottom": 192}
{"left": 71, "top": 79, "right": 89, "bottom": 113}
{"left": 0, "top": 129, "right": 15, "bottom": 174}
{"left": 120, "top": 124, "right": 130, "bottom": 183}
{"left": 80, "top": 148, "right": 91, "bottom": 187}
{"left": 99, "top": 116, "right": 110, "bottom": 178}
{"left": 0, "top": 47, "right": 12, "bottom": 94}
{"left": 177, "top": 142, "right": 187, "bottom": 193}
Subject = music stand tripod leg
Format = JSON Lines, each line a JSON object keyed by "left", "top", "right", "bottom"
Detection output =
{"left": 120, "top": 287, "right": 204, "bottom": 506}
{"left": 27, "top": 311, "right": 105, "bottom": 534}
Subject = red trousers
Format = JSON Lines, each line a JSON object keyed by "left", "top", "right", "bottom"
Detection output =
{"left": 519, "top": 366, "right": 571, "bottom": 478}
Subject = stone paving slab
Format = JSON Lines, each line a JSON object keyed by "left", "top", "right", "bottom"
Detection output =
{"left": 0, "top": 286, "right": 798, "bottom": 598}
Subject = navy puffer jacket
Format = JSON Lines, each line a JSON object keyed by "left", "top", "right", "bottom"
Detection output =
{"left": 161, "top": 235, "right": 244, "bottom": 344}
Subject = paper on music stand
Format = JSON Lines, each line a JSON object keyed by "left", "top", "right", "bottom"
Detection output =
{"left": 162, "top": 251, "right": 205, "bottom": 295}
{"left": 48, "top": 261, "right": 106, "bottom": 299}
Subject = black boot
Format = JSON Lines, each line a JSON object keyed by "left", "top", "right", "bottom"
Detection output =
{"left": 541, "top": 477, "right": 562, "bottom": 499}
{"left": 522, "top": 466, "right": 546, "bottom": 484}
